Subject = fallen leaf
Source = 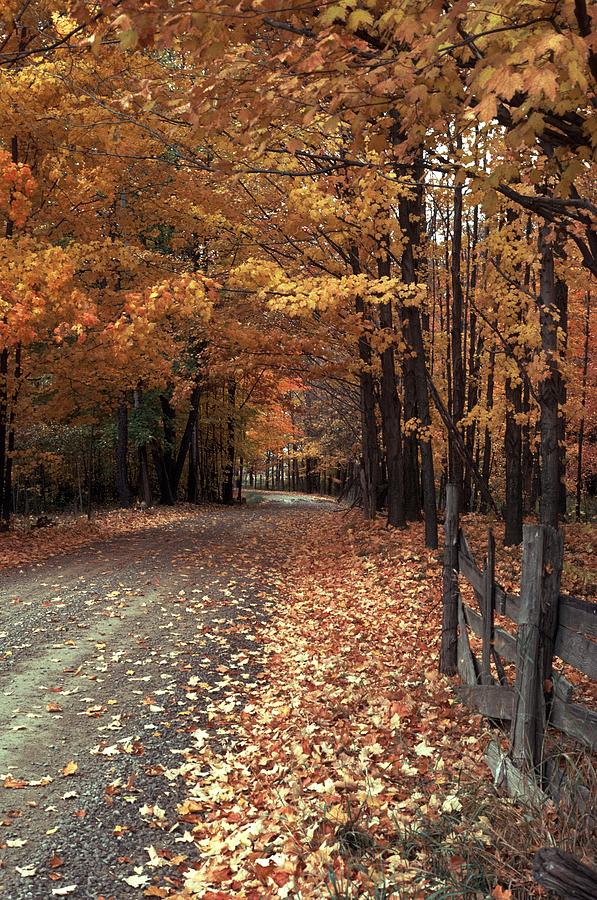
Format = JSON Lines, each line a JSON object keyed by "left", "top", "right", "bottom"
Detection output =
{"left": 16, "top": 865, "right": 37, "bottom": 877}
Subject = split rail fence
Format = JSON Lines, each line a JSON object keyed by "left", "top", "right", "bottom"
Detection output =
{"left": 441, "top": 484, "right": 597, "bottom": 801}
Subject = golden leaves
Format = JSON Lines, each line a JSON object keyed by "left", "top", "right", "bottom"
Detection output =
{"left": 0, "top": 151, "right": 35, "bottom": 228}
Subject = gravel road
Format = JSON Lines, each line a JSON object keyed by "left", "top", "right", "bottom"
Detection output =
{"left": 0, "top": 493, "right": 335, "bottom": 899}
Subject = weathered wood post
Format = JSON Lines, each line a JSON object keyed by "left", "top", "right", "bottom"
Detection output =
{"left": 533, "top": 848, "right": 597, "bottom": 899}
{"left": 440, "top": 484, "right": 459, "bottom": 675}
{"left": 510, "top": 524, "right": 563, "bottom": 777}
{"left": 481, "top": 529, "right": 495, "bottom": 685}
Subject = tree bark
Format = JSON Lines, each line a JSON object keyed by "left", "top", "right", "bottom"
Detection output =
{"left": 133, "top": 389, "right": 152, "bottom": 506}
{"left": 399, "top": 174, "right": 437, "bottom": 548}
{"left": 504, "top": 378, "right": 523, "bottom": 545}
{"left": 350, "top": 245, "right": 380, "bottom": 520}
{"left": 1, "top": 344, "right": 21, "bottom": 530}
{"left": 222, "top": 380, "right": 236, "bottom": 504}
{"left": 173, "top": 385, "right": 200, "bottom": 494}
{"left": 538, "top": 226, "right": 562, "bottom": 529}
{"left": 479, "top": 348, "right": 495, "bottom": 513}
{"left": 450, "top": 161, "right": 465, "bottom": 511}
{"left": 555, "top": 276, "right": 568, "bottom": 518}
{"left": 151, "top": 441, "right": 176, "bottom": 505}
{"left": 0, "top": 348, "right": 7, "bottom": 527}
{"left": 116, "top": 401, "right": 131, "bottom": 507}
{"left": 159, "top": 394, "right": 177, "bottom": 498}
{"left": 377, "top": 252, "right": 406, "bottom": 528}
{"left": 575, "top": 292, "right": 590, "bottom": 521}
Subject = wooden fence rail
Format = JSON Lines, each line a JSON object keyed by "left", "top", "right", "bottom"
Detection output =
{"left": 439, "top": 484, "right": 597, "bottom": 799}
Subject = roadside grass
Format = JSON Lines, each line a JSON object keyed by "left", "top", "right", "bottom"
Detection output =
{"left": 318, "top": 743, "right": 597, "bottom": 899}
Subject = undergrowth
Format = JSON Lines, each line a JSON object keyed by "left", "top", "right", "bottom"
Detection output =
{"left": 317, "top": 744, "right": 597, "bottom": 899}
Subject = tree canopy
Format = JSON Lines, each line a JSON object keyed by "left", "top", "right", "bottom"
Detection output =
{"left": 0, "top": 0, "right": 594, "bottom": 537}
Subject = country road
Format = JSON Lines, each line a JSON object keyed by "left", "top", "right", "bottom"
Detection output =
{"left": 0, "top": 494, "right": 336, "bottom": 899}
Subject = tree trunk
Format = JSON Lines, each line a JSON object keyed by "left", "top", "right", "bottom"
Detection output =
{"left": 450, "top": 164, "right": 465, "bottom": 512}
{"left": 479, "top": 348, "right": 495, "bottom": 513}
{"left": 1, "top": 344, "right": 21, "bottom": 530}
{"left": 133, "top": 390, "right": 152, "bottom": 506}
{"left": 575, "top": 292, "right": 591, "bottom": 521}
{"left": 350, "top": 245, "right": 380, "bottom": 520}
{"left": 463, "top": 204, "right": 480, "bottom": 512}
{"left": 187, "top": 422, "right": 198, "bottom": 503}
{"left": 537, "top": 226, "right": 562, "bottom": 529}
{"left": 159, "top": 394, "right": 177, "bottom": 499}
{"left": 555, "top": 276, "right": 568, "bottom": 518}
{"left": 399, "top": 177, "right": 437, "bottom": 548}
{"left": 504, "top": 378, "right": 523, "bottom": 546}
{"left": 116, "top": 401, "right": 131, "bottom": 507}
{"left": 173, "top": 385, "right": 200, "bottom": 494}
{"left": 377, "top": 249, "right": 406, "bottom": 528}
{"left": 222, "top": 381, "right": 235, "bottom": 504}
{"left": 0, "top": 348, "right": 7, "bottom": 528}
{"left": 151, "top": 441, "right": 176, "bottom": 505}
{"left": 522, "top": 380, "right": 534, "bottom": 515}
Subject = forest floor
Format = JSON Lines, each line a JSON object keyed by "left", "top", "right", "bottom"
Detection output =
{"left": 0, "top": 495, "right": 594, "bottom": 899}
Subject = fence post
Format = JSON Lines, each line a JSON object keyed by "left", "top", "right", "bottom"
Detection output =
{"left": 481, "top": 528, "right": 495, "bottom": 685}
{"left": 540, "top": 527, "right": 563, "bottom": 680}
{"left": 510, "top": 524, "right": 563, "bottom": 776}
{"left": 511, "top": 525, "right": 544, "bottom": 772}
{"left": 440, "top": 484, "right": 459, "bottom": 675}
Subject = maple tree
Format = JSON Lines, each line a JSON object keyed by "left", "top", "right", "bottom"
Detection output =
{"left": 0, "top": 6, "right": 595, "bottom": 895}
{"left": 0, "top": 1, "right": 593, "bottom": 545}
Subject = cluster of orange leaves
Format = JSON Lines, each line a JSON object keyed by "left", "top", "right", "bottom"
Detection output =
{"left": 0, "top": 506, "right": 193, "bottom": 571}
{"left": 0, "top": 150, "right": 35, "bottom": 227}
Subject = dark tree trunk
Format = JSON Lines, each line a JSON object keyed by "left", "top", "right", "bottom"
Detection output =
{"left": 174, "top": 385, "right": 200, "bottom": 494}
{"left": 402, "top": 363, "right": 420, "bottom": 519}
{"left": 504, "top": 378, "right": 523, "bottom": 545}
{"left": 555, "top": 276, "right": 568, "bottom": 518}
{"left": 406, "top": 307, "right": 438, "bottom": 549}
{"left": 1, "top": 344, "right": 21, "bottom": 530}
{"left": 479, "top": 348, "right": 495, "bottom": 513}
{"left": 116, "top": 401, "right": 131, "bottom": 507}
{"left": 159, "top": 395, "right": 177, "bottom": 496}
{"left": 522, "top": 373, "right": 534, "bottom": 514}
{"left": 350, "top": 245, "right": 380, "bottom": 520}
{"left": 449, "top": 166, "right": 465, "bottom": 512}
{"left": 187, "top": 422, "right": 198, "bottom": 503}
{"left": 377, "top": 251, "right": 405, "bottom": 528}
{"left": 538, "top": 226, "right": 562, "bottom": 530}
{"left": 133, "top": 390, "right": 152, "bottom": 506}
{"left": 0, "top": 135, "right": 18, "bottom": 530}
{"left": 0, "top": 347, "right": 7, "bottom": 528}
{"left": 462, "top": 205, "right": 480, "bottom": 512}
{"left": 576, "top": 292, "right": 591, "bottom": 521}
{"left": 222, "top": 381, "right": 235, "bottom": 505}
{"left": 151, "top": 442, "right": 176, "bottom": 505}
{"left": 399, "top": 175, "right": 437, "bottom": 548}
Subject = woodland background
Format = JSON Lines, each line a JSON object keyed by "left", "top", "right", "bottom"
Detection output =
{"left": 0, "top": 4, "right": 596, "bottom": 898}
{"left": 0, "top": 1, "right": 595, "bottom": 543}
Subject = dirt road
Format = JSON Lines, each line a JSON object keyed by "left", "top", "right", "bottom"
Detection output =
{"left": 0, "top": 494, "right": 336, "bottom": 899}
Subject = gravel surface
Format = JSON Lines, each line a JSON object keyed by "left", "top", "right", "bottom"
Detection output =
{"left": 0, "top": 493, "right": 335, "bottom": 899}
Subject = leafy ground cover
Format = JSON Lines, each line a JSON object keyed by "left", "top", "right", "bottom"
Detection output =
{"left": 171, "top": 508, "right": 594, "bottom": 899}
{"left": 0, "top": 498, "right": 594, "bottom": 898}
{"left": 0, "top": 506, "right": 198, "bottom": 572}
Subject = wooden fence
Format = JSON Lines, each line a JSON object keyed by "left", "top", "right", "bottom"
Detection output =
{"left": 440, "top": 484, "right": 597, "bottom": 801}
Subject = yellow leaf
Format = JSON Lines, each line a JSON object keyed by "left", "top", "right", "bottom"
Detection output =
{"left": 348, "top": 9, "right": 374, "bottom": 31}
